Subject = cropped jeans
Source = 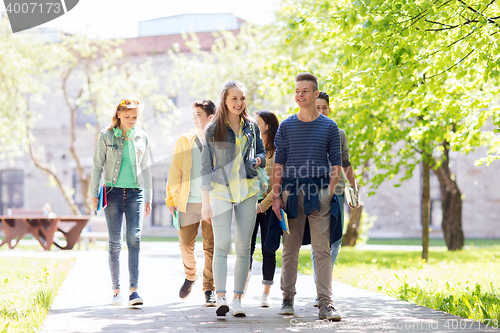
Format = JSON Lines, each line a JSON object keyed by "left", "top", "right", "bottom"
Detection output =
{"left": 210, "top": 194, "right": 258, "bottom": 295}
{"left": 104, "top": 187, "right": 144, "bottom": 290}
{"left": 311, "top": 194, "right": 345, "bottom": 283}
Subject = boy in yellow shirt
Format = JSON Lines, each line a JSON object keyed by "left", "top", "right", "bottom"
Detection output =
{"left": 166, "top": 100, "right": 216, "bottom": 306}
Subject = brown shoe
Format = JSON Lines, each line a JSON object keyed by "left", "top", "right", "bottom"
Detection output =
{"left": 179, "top": 278, "right": 196, "bottom": 299}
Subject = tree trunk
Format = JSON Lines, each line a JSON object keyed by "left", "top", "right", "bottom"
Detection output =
{"left": 421, "top": 161, "right": 430, "bottom": 261}
{"left": 342, "top": 205, "right": 363, "bottom": 247}
{"left": 433, "top": 141, "right": 464, "bottom": 250}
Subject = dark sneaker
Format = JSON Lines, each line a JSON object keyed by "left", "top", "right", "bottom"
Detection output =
{"left": 128, "top": 292, "right": 143, "bottom": 306}
{"left": 205, "top": 290, "right": 216, "bottom": 307}
{"left": 318, "top": 302, "right": 342, "bottom": 321}
{"left": 216, "top": 296, "right": 230, "bottom": 316}
{"left": 179, "top": 278, "right": 196, "bottom": 299}
{"left": 280, "top": 297, "right": 294, "bottom": 315}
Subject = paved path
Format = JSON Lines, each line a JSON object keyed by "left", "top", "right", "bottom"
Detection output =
{"left": 30, "top": 242, "right": 499, "bottom": 332}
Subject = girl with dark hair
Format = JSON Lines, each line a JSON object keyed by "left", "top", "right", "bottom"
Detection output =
{"left": 248, "top": 110, "right": 279, "bottom": 307}
{"left": 200, "top": 81, "right": 266, "bottom": 317}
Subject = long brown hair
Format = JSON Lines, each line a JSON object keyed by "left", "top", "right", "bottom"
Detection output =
{"left": 213, "top": 81, "right": 253, "bottom": 144}
{"left": 256, "top": 110, "right": 279, "bottom": 156}
{"left": 108, "top": 97, "right": 144, "bottom": 130}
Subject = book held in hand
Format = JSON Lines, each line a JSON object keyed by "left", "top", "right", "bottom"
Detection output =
{"left": 172, "top": 210, "right": 179, "bottom": 230}
{"left": 96, "top": 184, "right": 107, "bottom": 216}
{"left": 345, "top": 186, "right": 358, "bottom": 207}
{"left": 280, "top": 209, "right": 290, "bottom": 235}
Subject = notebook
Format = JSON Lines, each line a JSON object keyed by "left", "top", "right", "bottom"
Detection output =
{"left": 345, "top": 186, "right": 358, "bottom": 207}
{"left": 280, "top": 209, "right": 290, "bottom": 235}
{"left": 96, "top": 184, "right": 107, "bottom": 216}
{"left": 172, "top": 210, "right": 179, "bottom": 230}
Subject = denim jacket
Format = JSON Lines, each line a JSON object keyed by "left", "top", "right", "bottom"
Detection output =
{"left": 90, "top": 128, "right": 153, "bottom": 203}
{"left": 200, "top": 119, "right": 266, "bottom": 191}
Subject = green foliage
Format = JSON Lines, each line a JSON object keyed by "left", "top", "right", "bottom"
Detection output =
{"left": 0, "top": 258, "right": 74, "bottom": 332}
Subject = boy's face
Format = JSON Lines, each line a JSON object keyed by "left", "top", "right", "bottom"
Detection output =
{"left": 295, "top": 80, "right": 319, "bottom": 108}
{"left": 315, "top": 98, "right": 330, "bottom": 117}
{"left": 192, "top": 107, "right": 213, "bottom": 130}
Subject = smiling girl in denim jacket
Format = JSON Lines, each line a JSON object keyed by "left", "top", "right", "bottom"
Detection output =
{"left": 90, "top": 98, "right": 152, "bottom": 307}
{"left": 200, "top": 81, "right": 266, "bottom": 317}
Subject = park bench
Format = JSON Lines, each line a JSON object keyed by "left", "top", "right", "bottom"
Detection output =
{"left": 78, "top": 216, "right": 109, "bottom": 250}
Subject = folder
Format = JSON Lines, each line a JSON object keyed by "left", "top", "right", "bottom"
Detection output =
{"left": 172, "top": 210, "right": 179, "bottom": 230}
{"left": 345, "top": 186, "right": 358, "bottom": 207}
{"left": 280, "top": 209, "right": 290, "bottom": 235}
{"left": 96, "top": 184, "right": 107, "bottom": 216}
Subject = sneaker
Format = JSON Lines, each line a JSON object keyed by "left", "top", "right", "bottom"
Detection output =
{"left": 128, "top": 292, "right": 143, "bottom": 306}
{"left": 205, "top": 290, "right": 216, "bottom": 307}
{"left": 112, "top": 292, "right": 124, "bottom": 306}
{"left": 179, "top": 278, "right": 196, "bottom": 299}
{"left": 261, "top": 294, "right": 271, "bottom": 307}
{"left": 313, "top": 298, "right": 318, "bottom": 307}
{"left": 318, "top": 302, "right": 342, "bottom": 321}
{"left": 231, "top": 298, "right": 246, "bottom": 317}
{"left": 216, "top": 296, "right": 230, "bottom": 316}
{"left": 280, "top": 297, "right": 294, "bottom": 315}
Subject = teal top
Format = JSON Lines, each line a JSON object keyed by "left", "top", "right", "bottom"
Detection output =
{"left": 187, "top": 135, "right": 203, "bottom": 203}
{"left": 107, "top": 140, "right": 139, "bottom": 189}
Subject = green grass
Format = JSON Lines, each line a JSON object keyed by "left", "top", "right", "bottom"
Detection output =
{"left": 255, "top": 245, "right": 500, "bottom": 323}
{"left": 366, "top": 238, "right": 500, "bottom": 247}
{"left": 0, "top": 257, "right": 75, "bottom": 333}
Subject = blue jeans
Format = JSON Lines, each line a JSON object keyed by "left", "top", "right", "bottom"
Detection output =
{"left": 104, "top": 187, "right": 144, "bottom": 290}
{"left": 311, "top": 194, "right": 344, "bottom": 283}
{"left": 210, "top": 194, "right": 258, "bottom": 294}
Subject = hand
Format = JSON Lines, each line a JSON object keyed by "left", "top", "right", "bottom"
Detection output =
{"left": 144, "top": 203, "right": 152, "bottom": 217}
{"left": 257, "top": 203, "right": 263, "bottom": 214}
{"left": 272, "top": 198, "right": 283, "bottom": 221}
{"left": 92, "top": 197, "right": 99, "bottom": 212}
{"left": 202, "top": 203, "right": 213, "bottom": 223}
{"left": 255, "top": 157, "right": 261, "bottom": 167}
{"left": 167, "top": 206, "right": 177, "bottom": 216}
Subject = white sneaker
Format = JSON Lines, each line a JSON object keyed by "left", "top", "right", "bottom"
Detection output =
{"left": 231, "top": 298, "right": 246, "bottom": 317}
{"left": 112, "top": 293, "right": 124, "bottom": 306}
{"left": 216, "top": 296, "right": 230, "bottom": 316}
{"left": 261, "top": 294, "right": 271, "bottom": 307}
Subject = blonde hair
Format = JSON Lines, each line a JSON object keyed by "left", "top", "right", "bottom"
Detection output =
{"left": 213, "top": 81, "right": 252, "bottom": 144}
{"left": 108, "top": 97, "right": 144, "bottom": 130}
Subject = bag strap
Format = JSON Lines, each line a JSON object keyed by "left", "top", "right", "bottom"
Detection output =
{"left": 194, "top": 136, "right": 203, "bottom": 153}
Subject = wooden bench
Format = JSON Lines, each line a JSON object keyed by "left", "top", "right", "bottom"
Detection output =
{"left": 78, "top": 217, "right": 109, "bottom": 251}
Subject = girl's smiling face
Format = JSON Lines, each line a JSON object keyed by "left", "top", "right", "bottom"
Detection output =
{"left": 117, "top": 108, "right": 139, "bottom": 131}
{"left": 225, "top": 87, "right": 246, "bottom": 117}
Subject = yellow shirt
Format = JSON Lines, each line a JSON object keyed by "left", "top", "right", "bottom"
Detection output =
{"left": 210, "top": 121, "right": 259, "bottom": 202}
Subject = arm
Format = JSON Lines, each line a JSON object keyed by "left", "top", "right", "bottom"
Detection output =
{"left": 328, "top": 124, "right": 342, "bottom": 195}
{"left": 271, "top": 123, "right": 286, "bottom": 220}
{"left": 200, "top": 128, "right": 214, "bottom": 222}
{"left": 90, "top": 132, "right": 106, "bottom": 211}
{"left": 254, "top": 124, "right": 266, "bottom": 168}
{"left": 259, "top": 154, "right": 274, "bottom": 212}
{"left": 140, "top": 134, "right": 153, "bottom": 216}
{"left": 165, "top": 136, "right": 184, "bottom": 215}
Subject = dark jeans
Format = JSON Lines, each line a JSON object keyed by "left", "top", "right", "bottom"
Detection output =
{"left": 104, "top": 187, "right": 144, "bottom": 290}
{"left": 249, "top": 206, "right": 276, "bottom": 285}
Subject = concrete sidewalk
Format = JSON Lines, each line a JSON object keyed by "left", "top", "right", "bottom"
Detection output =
{"left": 36, "top": 242, "right": 498, "bottom": 333}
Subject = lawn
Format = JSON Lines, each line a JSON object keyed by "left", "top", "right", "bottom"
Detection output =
{"left": 0, "top": 257, "right": 75, "bottom": 333}
{"left": 256, "top": 244, "right": 500, "bottom": 324}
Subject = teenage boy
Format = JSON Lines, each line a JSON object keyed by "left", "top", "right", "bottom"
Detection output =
{"left": 310, "top": 91, "right": 359, "bottom": 306}
{"left": 166, "top": 100, "right": 216, "bottom": 306}
{"left": 272, "top": 73, "right": 342, "bottom": 320}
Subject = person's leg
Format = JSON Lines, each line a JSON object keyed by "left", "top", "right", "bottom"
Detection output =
{"left": 124, "top": 188, "right": 144, "bottom": 293}
{"left": 249, "top": 212, "right": 260, "bottom": 273}
{"left": 178, "top": 206, "right": 200, "bottom": 283}
{"left": 210, "top": 197, "right": 234, "bottom": 297}
{"left": 104, "top": 187, "right": 125, "bottom": 294}
{"left": 331, "top": 194, "right": 345, "bottom": 266}
{"left": 307, "top": 188, "right": 333, "bottom": 306}
{"left": 200, "top": 217, "right": 215, "bottom": 292}
{"left": 232, "top": 194, "right": 258, "bottom": 296}
{"left": 280, "top": 190, "right": 307, "bottom": 302}
{"left": 259, "top": 208, "right": 275, "bottom": 289}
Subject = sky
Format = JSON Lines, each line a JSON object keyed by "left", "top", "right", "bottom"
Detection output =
{"left": 0, "top": 0, "right": 279, "bottom": 38}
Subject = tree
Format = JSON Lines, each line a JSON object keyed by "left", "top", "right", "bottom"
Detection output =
{"left": 282, "top": 0, "right": 500, "bottom": 250}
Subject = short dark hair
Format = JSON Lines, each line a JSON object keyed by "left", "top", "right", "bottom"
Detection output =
{"left": 318, "top": 91, "right": 329, "bottom": 105}
{"left": 192, "top": 99, "right": 216, "bottom": 116}
{"left": 295, "top": 72, "right": 318, "bottom": 91}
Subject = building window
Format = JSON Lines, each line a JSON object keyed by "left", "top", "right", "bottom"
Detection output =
{"left": 0, "top": 170, "right": 24, "bottom": 215}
